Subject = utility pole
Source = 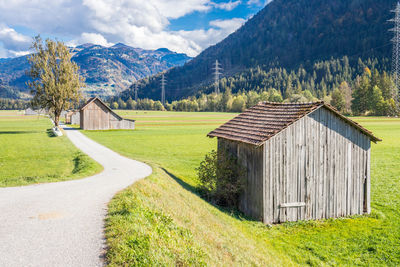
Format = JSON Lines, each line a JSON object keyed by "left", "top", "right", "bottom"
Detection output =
{"left": 161, "top": 74, "right": 166, "bottom": 105}
{"left": 134, "top": 83, "right": 138, "bottom": 101}
{"left": 212, "top": 60, "right": 222, "bottom": 94}
{"left": 390, "top": 2, "right": 400, "bottom": 105}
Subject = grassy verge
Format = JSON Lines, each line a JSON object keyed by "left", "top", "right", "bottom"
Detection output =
{"left": 0, "top": 111, "right": 102, "bottom": 187}
{"left": 106, "top": 164, "right": 296, "bottom": 266}
{"left": 83, "top": 111, "right": 400, "bottom": 266}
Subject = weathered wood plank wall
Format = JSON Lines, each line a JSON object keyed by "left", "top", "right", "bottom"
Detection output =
{"left": 71, "top": 112, "right": 80, "bottom": 125}
{"left": 109, "top": 112, "right": 135, "bottom": 129}
{"left": 263, "top": 107, "right": 371, "bottom": 223}
{"left": 81, "top": 101, "right": 109, "bottom": 130}
{"left": 218, "top": 138, "right": 264, "bottom": 221}
{"left": 80, "top": 99, "right": 135, "bottom": 130}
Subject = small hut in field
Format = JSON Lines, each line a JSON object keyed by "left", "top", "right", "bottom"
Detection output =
{"left": 65, "top": 111, "right": 74, "bottom": 124}
{"left": 70, "top": 111, "right": 80, "bottom": 125}
{"left": 79, "top": 97, "right": 135, "bottom": 130}
{"left": 24, "top": 108, "right": 46, "bottom": 116}
{"left": 208, "top": 101, "right": 381, "bottom": 224}
{"left": 65, "top": 111, "right": 80, "bottom": 125}
{"left": 24, "top": 108, "right": 38, "bottom": 115}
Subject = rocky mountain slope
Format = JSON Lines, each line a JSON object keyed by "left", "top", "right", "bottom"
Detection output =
{"left": 0, "top": 43, "right": 191, "bottom": 98}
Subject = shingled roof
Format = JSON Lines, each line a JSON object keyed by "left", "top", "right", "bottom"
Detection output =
{"left": 208, "top": 101, "right": 381, "bottom": 146}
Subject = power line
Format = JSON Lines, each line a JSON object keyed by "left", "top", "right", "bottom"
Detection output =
{"left": 161, "top": 74, "right": 166, "bottom": 105}
{"left": 212, "top": 60, "right": 223, "bottom": 94}
{"left": 390, "top": 1, "right": 400, "bottom": 105}
{"left": 134, "top": 83, "right": 138, "bottom": 101}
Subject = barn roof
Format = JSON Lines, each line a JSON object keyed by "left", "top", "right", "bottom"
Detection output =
{"left": 80, "top": 97, "right": 123, "bottom": 120}
{"left": 208, "top": 101, "right": 381, "bottom": 145}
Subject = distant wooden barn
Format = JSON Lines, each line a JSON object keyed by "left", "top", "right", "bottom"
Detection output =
{"left": 24, "top": 108, "right": 46, "bottom": 116}
{"left": 65, "top": 111, "right": 74, "bottom": 124}
{"left": 208, "top": 102, "right": 381, "bottom": 224}
{"left": 79, "top": 97, "right": 135, "bottom": 130}
{"left": 24, "top": 108, "right": 38, "bottom": 115}
{"left": 65, "top": 111, "right": 80, "bottom": 125}
{"left": 71, "top": 111, "right": 80, "bottom": 125}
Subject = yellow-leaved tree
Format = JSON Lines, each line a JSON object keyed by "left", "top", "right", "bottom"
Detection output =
{"left": 28, "top": 36, "right": 84, "bottom": 127}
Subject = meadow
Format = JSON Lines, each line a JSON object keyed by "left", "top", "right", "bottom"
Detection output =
{"left": 82, "top": 111, "right": 400, "bottom": 266}
{"left": 0, "top": 111, "right": 102, "bottom": 187}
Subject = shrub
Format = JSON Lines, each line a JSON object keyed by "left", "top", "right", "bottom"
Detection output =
{"left": 196, "top": 149, "right": 246, "bottom": 208}
{"left": 197, "top": 150, "right": 217, "bottom": 196}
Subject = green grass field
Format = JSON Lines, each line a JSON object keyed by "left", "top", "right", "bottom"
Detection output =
{"left": 0, "top": 111, "right": 102, "bottom": 187}
{"left": 83, "top": 111, "right": 400, "bottom": 266}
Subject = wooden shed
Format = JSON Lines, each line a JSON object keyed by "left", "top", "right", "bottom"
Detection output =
{"left": 65, "top": 111, "right": 74, "bottom": 124}
{"left": 24, "top": 108, "right": 46, "bottom": 116}
{"left": 79, "top": 97, "right": 135, "bottom": 130}
{"left": 208, "top": 101, "right": 381, "bottom": 224}
{"left": 70, "top": 111, "right": 80, "bottom": 125}
{"left": 24, "top": 108, "right": 38, "bottom": 116}
{"left": 65, "top": 111, "right": 80, "bottom": 125}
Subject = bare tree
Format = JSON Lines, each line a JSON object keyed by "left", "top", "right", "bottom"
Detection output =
{"left": 28, "top": 36, "right": 84, "bottom": 127}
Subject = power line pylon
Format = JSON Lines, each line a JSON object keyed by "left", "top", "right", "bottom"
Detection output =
{"left": 134, "top": 83, "right": 138, "bottom": 101}
{"left": 161, "top": 74, "right": 166, "bottom": 105}
{"left": 390, "top": 2, "right": 400, "bottom": 106}
{"left": 212, "top": 60, "right": 222, "bottom": 94}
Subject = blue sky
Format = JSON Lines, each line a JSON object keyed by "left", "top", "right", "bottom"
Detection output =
{"left": 0, "top": 0, "right": 268, "bottom": 58}
{"left": 168, "top": 1, "right": 264, "bottom": 31}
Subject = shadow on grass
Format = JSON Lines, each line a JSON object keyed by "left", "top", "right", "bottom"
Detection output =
{"left": 161, "top": 167, "right": 256, "bottom": 222}
{"left": 46, "top": 129, "right": 56, "bottom": 137}
{"left": 0, "top": 130, "right": 39, "bottom": 135}
{"left": 161, "top": 168, "right": 198, "bottom": 193}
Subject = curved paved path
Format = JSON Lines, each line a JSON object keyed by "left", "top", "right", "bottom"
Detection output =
{"left": 0, "top": 127, "right": 152, "bottom": 267}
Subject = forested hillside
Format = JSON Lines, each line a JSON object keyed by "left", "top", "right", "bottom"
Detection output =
{"left": 124, "top": 0, "right": 397, "bottom": 101}
{"left": 112, "top": 66, "right": 398, "bottom": 116}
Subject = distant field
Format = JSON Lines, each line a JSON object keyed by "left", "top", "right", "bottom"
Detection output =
{"left": 83, "top": 111, "right": 400, "bottom": 266}
{"left": 0, "top": 111, "right": 102, "bottom": 187}
{"left": 118, "top": 110, "right": 237, "bottom": 127}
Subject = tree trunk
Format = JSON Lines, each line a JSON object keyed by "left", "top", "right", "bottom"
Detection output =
{"left": 54, "top": 111, "right": 60, "bottom": 127}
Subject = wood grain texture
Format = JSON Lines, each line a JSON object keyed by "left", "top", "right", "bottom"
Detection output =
{"left": 80, "top": 99, "right": 135, "bottom": 130}
{"left": 217, "top": 106, "right": 372, "bottom": 224}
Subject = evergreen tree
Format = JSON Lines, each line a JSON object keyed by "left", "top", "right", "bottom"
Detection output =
{"left": 338, "top": 81, "right": 352, "bottom": 114}
{"left": 351, "top": 76, "right": 369, "bottom": 115}
{"left": 368, "top": 86, "right": 384, "bottom": 113}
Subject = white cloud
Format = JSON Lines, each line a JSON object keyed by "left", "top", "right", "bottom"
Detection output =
{"left": 68, "top": 33, "right": 114, "bottom": 47}
{"left": 178, "top": 18, "right": 245, "bottom": 52}
{"left": 247, "top": 0, "right": 260, "bottom": 5}
{"left": 0, "top": 25, "right": 32, "bottom": 57}
{"left": 209, "top": 18, "right": 245, "bottom": 30}
{"left": 152, "top": 0, "right": 212, "bottom": 19}
{"left": 0, "top": 0, "right": 251, "bottom": 58}
{"left": 8, "top": 50, "right": 30, "bottom": 57}
{"left": 0, "top": 25, "right": 31, "bottom": 51}
{"left": 213, "top": 1, "right": 241, "bottom": 11}
{"left": 247, "top": 0, "right": 272, "bottom": 6}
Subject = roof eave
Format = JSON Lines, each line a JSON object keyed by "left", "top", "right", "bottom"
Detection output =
{"left": 319, "top": 104, "right": 382, "bottom": 143}
{"left": 207, "top": 101, "right": 382, "bottom": 145}
{"left": 207, "top": 133, "right": 264, "bottom": 146}
{"left": 80, "top": 97, "right": 124, "bottom": 121}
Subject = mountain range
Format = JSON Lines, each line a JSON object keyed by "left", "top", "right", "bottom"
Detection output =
{"left": 123, "top": 0, "right": 396, "bottom": 101}
{"left": 0, "top": 43, "right": 191, "bottom": 98}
